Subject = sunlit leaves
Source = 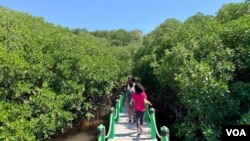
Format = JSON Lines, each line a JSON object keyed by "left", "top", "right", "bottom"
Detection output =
{"left": 132, "top": 2, "right": 250, "bottom": 140}
{"left": 0, "top": 6, "right": 131, "bottom": 141}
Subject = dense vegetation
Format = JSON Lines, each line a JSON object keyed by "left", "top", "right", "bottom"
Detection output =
{"left": 72, "top": 28, "right": 143, "bottom": 47}
{"left": 132, "top": 1, "right": 250, "bottom": 140}
{"left": 1, "top": 1, "right": 250, "bottom": 141}
{"left": 0, "top": 7, "right": 133, "bottom": 140}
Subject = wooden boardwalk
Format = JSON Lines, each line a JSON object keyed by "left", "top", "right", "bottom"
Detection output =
{"left": 108, "top": 106, "right": 157, "bottom": 141}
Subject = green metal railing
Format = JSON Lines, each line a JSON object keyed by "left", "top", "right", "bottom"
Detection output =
{"left": 97, "top": 91, "right": 170, "bottom": 141}
{"left": 148, "top": 108, "right": 170, "bottom": 141}
{"left": 97, "top": 93, "right": 125, "bottom": 141}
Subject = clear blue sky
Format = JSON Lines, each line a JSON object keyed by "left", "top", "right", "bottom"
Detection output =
{"left": 0, "top": 0, "right": 245, "bottom": 34}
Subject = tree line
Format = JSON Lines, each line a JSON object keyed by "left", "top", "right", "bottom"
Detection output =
{"left": 0, "top": 1, "right": 249, "bottom": 141}
{"left": 0, "top": 6, "right": 133, "bottom": 140}
{"left": 132, "top": 1, "right": 250, "bottom": 140}
{"left": 72, "top": 28, "right": 143, "bottom": 47}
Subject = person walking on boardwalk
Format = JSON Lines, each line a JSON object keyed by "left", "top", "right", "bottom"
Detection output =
{"left": 130, "top": 83, "right": 152, "bottom": 135}
{"left": 125, "top": 76, "right": 132, "bottom": 86}
{"left": 126, "top": 77, "right": 136, "bottom": 122}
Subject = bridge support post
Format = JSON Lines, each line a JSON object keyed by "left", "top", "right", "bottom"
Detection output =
{"left": 122, "top": 92, "right": 126, "bottom": 106}
{"left": 115, "top": 99, "right": 120, "bottom": 122}
{"left": 161, "top": 126, "right": 170, "bottom": 141}
{"left": 144, "top": 104, "right": 150, "bottom": 123}
{"left": 149, "top": 108, "right": 157, "bottom": 139}
{"left": 109, "top": 107, "right": 115, "bottom": 139}
{"left": 119, "top": 94, "right": 123, "bottom": 113}
{"left": 97, "top": 124, "right": 105, "bottom": 141}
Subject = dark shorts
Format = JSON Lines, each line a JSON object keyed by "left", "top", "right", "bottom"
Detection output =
{"left": 135, "top": 110, "right": 144, "bottom": 126}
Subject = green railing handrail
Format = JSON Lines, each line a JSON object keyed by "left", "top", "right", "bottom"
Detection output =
{"left": 144, "top": 104, "right": 150, "bottom": 123}
{"left": 97, "top": 93, "right": 124, "bottom": 141}
{"left": 114, "top": 99, "right": 120, "bottom": 122}
{"left": 161, "top": 126, "right": 170, "bottom": 141}
{"left": 105, "top": 107, "right": 115, "bottom": 138}
{"left": 97, "top": 124, "right": 105, "bottom": 141}
{"left": 119, "top": 94, "right": 125, "bottom": 112}
{"left": 97, "top": 92, "right": 170, "bottom": 141}
{"left": 149, "top": 107, "right": 170, "bottom": 141}
{"left": 96, "top": 107, "right": 115, "bottom": 141}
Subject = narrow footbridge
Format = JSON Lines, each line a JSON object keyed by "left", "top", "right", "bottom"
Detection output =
{"left": 97, "top": 92, "right": 170, "bottom": 141}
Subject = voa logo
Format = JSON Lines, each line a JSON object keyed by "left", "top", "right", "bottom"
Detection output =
{"left": 226, "top": 129, "right": 246, "bottom": 136}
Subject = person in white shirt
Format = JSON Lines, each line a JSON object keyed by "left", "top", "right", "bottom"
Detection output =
{"left": 126, "top": 77, "right": 136, "bottom": 122}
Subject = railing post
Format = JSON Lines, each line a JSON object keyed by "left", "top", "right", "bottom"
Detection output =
{"left": 115, "top": 99, "right": 120, "bottom": 122}
{"left": 161, "top": 126, "right": 170, "bottom": 141}
{"left": 97, "top": 124, "right": 105, "bottom": 141}
{"left": 122, "top": 92, "right": 126, "bottom": 106}
{"left": 109, "top": 107, "right": 115, "bottom": 139}
{"left": 149, "top": 108, "right": 157, "bottom": 139}
{"left": 119, "top": 94, "right": 123, "bottom": 113}
{"left": 144, "top": 104, "right": 150, "bottom": 123}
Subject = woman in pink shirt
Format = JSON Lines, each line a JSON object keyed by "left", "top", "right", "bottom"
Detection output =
{"left": 130, "top": 83, "right": 152, "bottom": 135}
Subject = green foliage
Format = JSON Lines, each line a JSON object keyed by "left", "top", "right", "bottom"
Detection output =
{"left": 0, "top": 101, "right": 35, "bottom": 141}
{"left": 239, "top": 112, "right": 250, "bottom": 124}
{"left": 132, "top": 2, "right": 250, "bottom": 140}
{"left": 1, "top": 1, "right": 249, "bottom": 140}
{"left": 216, "top": 3, "right": 250, "bottom": 23}
{"left": 0, "top": 6, "right": 131, "bottom": 140}
{"left": 230, "top": 82, "right": 250, "bottom": 115}
{"left": 74, "top": 28, "right": 143, "bottom": 47}
{"left": 221, "top": 14, "right": 250, "bottom": 74}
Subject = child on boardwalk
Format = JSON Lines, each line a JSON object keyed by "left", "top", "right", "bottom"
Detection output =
{"left": 130, "top": 83, "right": 152, "bottom": 135}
